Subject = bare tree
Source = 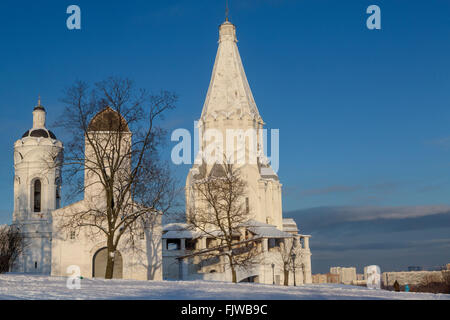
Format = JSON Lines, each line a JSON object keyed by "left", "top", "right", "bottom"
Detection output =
{"left": 442, "top": 271, "right": 450, "bottom": 294}
{"left": 415, "top": 272, "right": 450, "bottom": 294}
{"left": 275, "top": 237, "right": 302, "bottom": 286}
{"left": 186, "top": 162, "right": 261, "bottom": 283}
{"left": 0, "top": 225, "right": 26, "bottom": 273}
{"left": 54, "top": 77, "right": 178, "bottom": 279}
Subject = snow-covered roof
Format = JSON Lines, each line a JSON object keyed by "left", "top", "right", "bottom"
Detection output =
{"left": 244, "top": 219, "right": 293, "bottom": 239}
{"left": 239, "top": 219, "right": 276, "bottom": 228}
{"left": 162, "top": 219, "right": 292, "bottom": 239}
{"left": 247, "top": 226, "right": 293, "bottom": 238}
{"left": 260, "top": 164, "right": 279, "bottom": 181}
{"left": 163, "top": 229, "right": 201, "bottom": 239}
{"left": 282, "top": 218, "right": 299, "bottom": 233}
{"left": 163, "top": 222, "right": 191, "bottom": 232}
{"left": 162, "top": 223, "right": 200, "bottom": 239}
{"left": 162, "top": 227, "right": 240, "bottom": 239}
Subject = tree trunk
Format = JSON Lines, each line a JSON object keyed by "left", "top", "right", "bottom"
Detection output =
{"left": 284, "top": 269, "right": 289, "bottom": 286}
{"left": 231, "top": 267, "right": 237, "bottom": 283}
{"left": 105, "top": 243, "right": 115, "bottom": 279}
{"left": 228, "top": 255, "right": 237, "bottom": 283}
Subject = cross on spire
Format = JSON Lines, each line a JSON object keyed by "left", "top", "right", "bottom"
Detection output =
{"left": 225, "top": 0, "right": 229, "bottom": 21}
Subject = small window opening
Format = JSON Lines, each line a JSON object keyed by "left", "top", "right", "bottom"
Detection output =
{"left": 33, "top": 180, "right": 41, "bottom": 212}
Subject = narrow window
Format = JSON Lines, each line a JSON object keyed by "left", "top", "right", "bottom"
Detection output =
{"left": 140, "top": 232, "right": 145, "bottom": 240}
{"left": 34, "top": 180, "right": 41, "bottom": 212}
{"left": 245, "top": 197, "right": 249, "bottom": 214}
{"left": 34, "top": 261, "right": 37, "bottom": 269}
{"left": 70, "top": 231, "right": 76, "bottom": 240}
{"left": 55, "top": 177, "right": 61, "bottom": 209}
{"left": 56, "top": 188, "right": 61, "bottom": 208}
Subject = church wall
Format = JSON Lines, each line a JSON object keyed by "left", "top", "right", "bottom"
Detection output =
{"left": 83, "top": 132, "right": 132, "bottom": 201}
{"left": 51, "top": 201, "right": 162, "bottom": 281}
{"left": 165, "top": 235, "right": 312, "bottom": 285}
{"left": 14, "top": 234, "right": 52, "bottom": 274}
{"left": 12, "top": 117, "right": 63, "bottom": 274}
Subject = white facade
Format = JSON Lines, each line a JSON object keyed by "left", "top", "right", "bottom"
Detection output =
{"left": 11, "top": 105, "right": 162, "bottom": 281}
{"left": 51, "top": 107, "right": 162, "bottom": 281}
{"left": 186, "top": 21, "right": 283, "bottom": 230}
{"left": 51, "top": 200, "right": 162, "bottom": 281}
{"left": 12, "top": 102, "right": 63, "bottom": 274}
{"left": 163, "top": 20, "right": 312, "bottom": 285}
{"left": 162, "top": 220, "right": 312, "bottom": 285}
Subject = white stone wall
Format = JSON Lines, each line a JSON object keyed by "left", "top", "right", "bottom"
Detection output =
{"left": 12, "top": 107, "right": 63, "bottom": 274}
{"left": 51, "top": 201, "right": 162, "bottom": 281}
{"left": 50, "top": 118, "right": 162, "bottom": 281}
{"left": 186, "top": 21, "right": 283, "bottom": 232}
{"left": 163, "top": 236, "right": 312, "bottom": 285}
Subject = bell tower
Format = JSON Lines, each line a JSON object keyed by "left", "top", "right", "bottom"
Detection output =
{"left": 12, "top": 99, "right": 63, "bottom": 274}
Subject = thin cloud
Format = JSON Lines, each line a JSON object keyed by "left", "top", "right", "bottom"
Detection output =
{"left": 299, "top": 185, "right": 361, "bottom": 196}
{"left": 285, "top": 205, "right": 450, "bottom": 272}
{"left": 289, "top": 181, "right": 403, "bottom": 199}
{"left": 287, "top": 204, "right": 450, "bottom": 223}
{"left": 312, "top": 238, "right": 450, "bottom": 252}
{"left": 427, "top": 136, "right": 450, "bottom": 149}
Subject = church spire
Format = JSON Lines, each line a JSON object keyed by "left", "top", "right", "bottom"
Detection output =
{"left": 200, "top": 20, "right": 262, "bottom": 124}
{"left": 225, "top": 0, "right": 229, "bottom": 22}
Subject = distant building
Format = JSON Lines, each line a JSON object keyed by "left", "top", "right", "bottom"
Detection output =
{"left": 312, "top": 268, "right": 360, "bottom": 285}
{"left": 327, "top": 272, "right": 340, "bottom": 284}
{"left": 312, "top": 274, "right": 327, "bottom": 284}
{"left": 330, "top": 267, "right": 357, "bottom": 285}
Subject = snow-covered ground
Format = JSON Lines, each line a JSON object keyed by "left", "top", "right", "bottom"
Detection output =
{"left": 0, "top": 274, "right": 449, "bottom": 300}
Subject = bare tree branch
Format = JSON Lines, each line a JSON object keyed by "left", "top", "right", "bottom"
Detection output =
{"left": 53, "top": 77, "right": 178, "bottom": 279}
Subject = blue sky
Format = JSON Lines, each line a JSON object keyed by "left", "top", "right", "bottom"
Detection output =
{"left": 0, "top": 0, "right": 449, "bottom": 273}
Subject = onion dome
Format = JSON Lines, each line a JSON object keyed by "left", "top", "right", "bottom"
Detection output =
{"left": 21, "top": 97, "right": 57, "bottom": 140}
{"left": 22, "top": 128, "right": 57, "bottom": 139}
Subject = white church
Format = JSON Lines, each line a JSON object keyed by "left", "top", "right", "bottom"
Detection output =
{"left": 163, "top": 20, "right": 312, "bottom": 284}
{"left": 10, "top": 19, "right": 312, "bottom": 284}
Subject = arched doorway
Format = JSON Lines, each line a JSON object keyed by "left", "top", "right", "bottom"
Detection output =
{"left": 92, "top": 247, "right": 123, "bottom": 279}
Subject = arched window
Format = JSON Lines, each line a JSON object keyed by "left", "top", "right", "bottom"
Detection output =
{"left": 33, "top": 180, "right": 41, "bottom": 212}
{"left": 56, "top": 187, "right": 61, "bottom": 208}
{"left": 55, "top": 177, "right": 61, "bottom": 209}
